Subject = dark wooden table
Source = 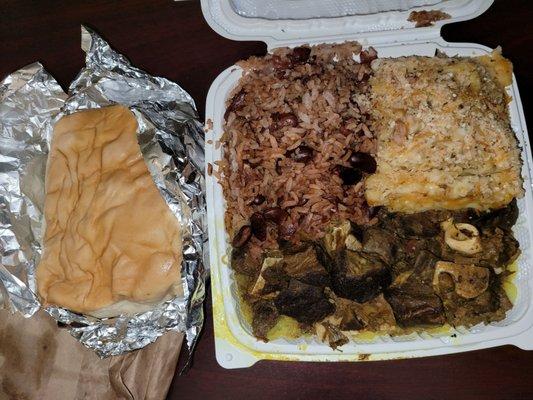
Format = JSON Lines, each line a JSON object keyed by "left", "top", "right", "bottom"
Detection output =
{"left": 1, "top": 1, "right": 532, "bottom": 399}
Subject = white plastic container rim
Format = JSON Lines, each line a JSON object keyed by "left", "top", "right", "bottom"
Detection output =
{"left": 201, "top": 0, "right": 493, "bottom": 48}
{"left": 202, "top": 0, "right": 533, "bottom": 368}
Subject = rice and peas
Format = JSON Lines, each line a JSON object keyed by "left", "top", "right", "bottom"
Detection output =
{"left": 216, "top": 42, "right": 379, "bottom": 250}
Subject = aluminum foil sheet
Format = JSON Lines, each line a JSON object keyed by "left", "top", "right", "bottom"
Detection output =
{"left": 0, "top": 62, "right": 66, "bottom": 317}
{"left": 0, "top": 26, "right": 207, "bottom": 358}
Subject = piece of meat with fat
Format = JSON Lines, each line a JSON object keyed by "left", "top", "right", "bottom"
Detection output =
{"left": 385, "top": 283, "right": 446, "bottom": 327}
{"left": 479, "top": 229, "right": 520, "bottom": 270}
{"left": 472, "top": 199, "right": 519, "bottom": 232}
{"left": 274, "top": 279, "right": 335, "bottom": 325}
{"left": 391, "top": 249, "right": 440, "bottom": 288}
{"left": 395, "top": 236, "right": 442, "bottom": 265}
{"left": 412, "top": 250, "right": 440, "bottom": 284}
{"left": 433, "top": 261, "right": 490, "bottom": 299}
{"left": 390, "top": 260, "right": 413, "bottom": 287}
{"left": 249, "top": 245, "right": 330, "bottom": 296}
{"left": 330, "top": 297, "right": 364, "bottom": 331}
{"left": 436, "top": 271, "right": 512, "bottom": 326}
{"left": 249, "top": 254, "right": 287, "bottom": 296}
{"left": 361, "top": 227, "right": 397, "bottom": 265}
{"left": 316, "top": 293, "right": 396, "bottom": 348}
{"left": 499, "top": 233, "right": 520, "bottom": 267}
{"left": 231, "top": 244, "right": 263, "bottom": 277}
{"left": 331, "top": 294, "right": 396, "bottom": 331}
{"left": 377, "top": 208, "right": 449, "bottom": 238}
{"left": 385, "top": 252, "right": 445, "bottom": 327}
{"left": 251, "top": 299, "right": 280, "bottom": 341}
{"left": 315, "top": 322, "right": 349, "bottom": 349}
{"left": 355, "top": 294, "right": 397, "bottom": 331}
{"left": 330, "top": 249, "right": 392, "bottom": 303}
{"left": 322, "top": 220, "right": 353, "bottom": 257}
{"left": 281, "top": 244, "right": 330, "bottom": 287}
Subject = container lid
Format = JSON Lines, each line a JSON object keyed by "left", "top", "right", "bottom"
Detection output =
{"left": 201, "top": 0, "right": 493, "bottom": 49}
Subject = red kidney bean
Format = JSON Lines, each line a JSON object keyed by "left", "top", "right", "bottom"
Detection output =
{"left": 263, "top": 207, "right": 289, "bottom": 224}
{"left": 289, "top": 145, "right": 314, "bottom": 163}
{"left": 360, "top": 47, "right": 378, "bottom": 64}
{"left": 250, "top": 212, "right": 267, "bottom": 241}
{"left": 349, "top": 152, "right": 377, "bottom": 173}
{"left": 288, "top": 47, "right": 311, "bottom": 64}
{"left": 252, "top": 194, "right": 266, "bottom": 205}
{"left": 224, "top": 89, "right": 246, "bottom": 120}
{"left": 271, "top": 112, "right": 298, "bottom": 130}
{"left": 335, "top": 165, "right": 363, "bottom": 185}
{"left": 232, "top": 225, "right": 252, "bottom": 248}
{"left": 278, "top": 221, "right": 297, "bottom": 238}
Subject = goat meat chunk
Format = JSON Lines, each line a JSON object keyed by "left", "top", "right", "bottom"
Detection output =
{"left": 275, "top": 279, "right": 334, "bottom": 325}
{"left": 252, "top": 300, "right": 280, "bottom": 340}
{"left": 331, "top": 249, "right": 392, "bottom": 303}
{"left": 385, "top": 282, "right": 445, "bottom": 327}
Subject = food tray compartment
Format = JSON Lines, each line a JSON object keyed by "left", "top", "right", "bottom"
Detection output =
{"left": 205, "top": 39, "right": 533, "bottom": 368}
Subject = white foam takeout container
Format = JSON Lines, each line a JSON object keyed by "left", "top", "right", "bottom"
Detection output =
{"left": 201, "top": 0, "right": 533, "bottom": 368}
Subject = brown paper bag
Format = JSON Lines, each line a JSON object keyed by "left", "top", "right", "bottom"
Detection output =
{"left": 0, "top": 310, "right": 183, "bottom": 400}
